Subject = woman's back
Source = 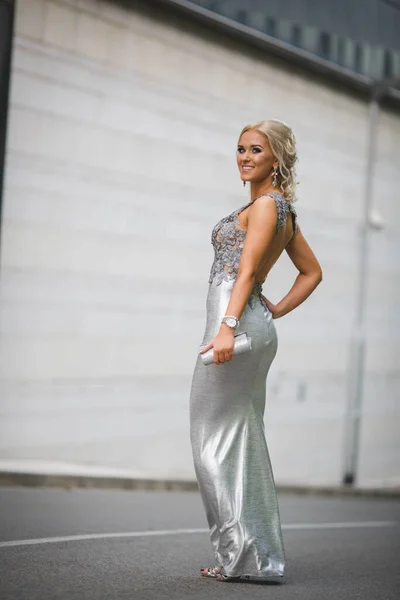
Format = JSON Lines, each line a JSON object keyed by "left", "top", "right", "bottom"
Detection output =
{"left": 235, "top": 192, "right": 298, "bottom": 283}
{"left": 209, "top": 191, "right": 298, "bottom": 288}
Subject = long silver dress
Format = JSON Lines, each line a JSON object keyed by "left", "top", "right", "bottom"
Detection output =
{"left": 189, "top": 191, "right": 298, "bottom": 579}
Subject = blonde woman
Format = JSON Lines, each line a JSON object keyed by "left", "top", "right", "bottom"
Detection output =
{"left": 189, "top": 120, "right": 322, "bottom": 583}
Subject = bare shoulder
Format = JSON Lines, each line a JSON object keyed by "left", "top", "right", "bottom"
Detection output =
{"left": 247, "top": 194, "right": 279, "bottom": 226}
{"left": 250, "top": 193, "right": 279, "bottom": 211}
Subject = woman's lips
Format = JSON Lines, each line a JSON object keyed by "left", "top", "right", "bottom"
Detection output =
{"left": 241, "top": 165, "right": 254, "bottom": 172}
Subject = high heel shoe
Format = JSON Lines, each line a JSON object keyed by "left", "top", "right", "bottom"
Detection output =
{"left": 200, "top": 564, "right": 223, "bottom": 578}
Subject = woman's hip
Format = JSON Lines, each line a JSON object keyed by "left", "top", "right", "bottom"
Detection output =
{"left": 201, "top": 279, "right": 277, "bottom": 350}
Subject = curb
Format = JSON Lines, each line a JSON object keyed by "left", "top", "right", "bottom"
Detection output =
{"left": 0, "top": 471, "right": 399, "bottom": 498}
{"left": 0, "top": 472, "right": 199, "bottom": 492}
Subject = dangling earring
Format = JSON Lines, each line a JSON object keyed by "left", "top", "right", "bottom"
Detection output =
{"left": 272, "top": 166, "right": 278, "bottom": 187}
{"left": 243, "top": 181, "right": 246, "bottom": 187}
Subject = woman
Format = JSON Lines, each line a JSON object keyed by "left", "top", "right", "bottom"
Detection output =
{"left": 189, "top": 119, "right": 322, "bottom": 583}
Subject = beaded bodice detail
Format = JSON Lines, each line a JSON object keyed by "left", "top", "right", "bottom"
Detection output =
{"left": 208, "top": 192, "right": 298, "bottom": 294}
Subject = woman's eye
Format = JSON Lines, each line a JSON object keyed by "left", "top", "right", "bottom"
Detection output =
{"left": 237, "top": 147, "right": 261, "bottom": 153}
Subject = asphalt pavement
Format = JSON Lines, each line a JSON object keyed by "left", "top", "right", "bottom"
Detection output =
{"left": 0, "top": 487, "right": 399, "bottom": 600}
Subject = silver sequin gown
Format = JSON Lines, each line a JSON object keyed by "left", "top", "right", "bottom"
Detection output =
{"left": 189, "top": 191, "right": 298, "bottom": 579}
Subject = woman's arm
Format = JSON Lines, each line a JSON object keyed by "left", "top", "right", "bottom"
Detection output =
{"left": 200, "top": 195, "right": 278, "bottom": 364}
{"left": 262, "top": 226, "right": 323, "bottom": 318}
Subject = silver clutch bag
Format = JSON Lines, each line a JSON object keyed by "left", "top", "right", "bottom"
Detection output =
{"left": 200, "top": 331, "right": 252, "bottom": 366}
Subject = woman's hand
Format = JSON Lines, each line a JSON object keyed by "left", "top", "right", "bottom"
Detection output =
{"left": 261, "top": 294, "right": 282, "bottom": 319}
{"left": 199, "top": 328, "right": 235, "bottom": 365}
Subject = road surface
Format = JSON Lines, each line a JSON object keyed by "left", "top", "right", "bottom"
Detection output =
{"left": 0, "top": 487, "right": 399, "bottom": 599}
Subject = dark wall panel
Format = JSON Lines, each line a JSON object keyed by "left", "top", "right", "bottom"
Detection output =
{"left": 193, "top": 0, "right": 400, "bottom": 50}
{"left": 0, "top": 0, "right": 15, "bottom": 229}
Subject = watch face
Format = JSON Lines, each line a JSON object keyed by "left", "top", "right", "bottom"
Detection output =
{"left": 226, "top": 317, "right": 236, "bottom": 328}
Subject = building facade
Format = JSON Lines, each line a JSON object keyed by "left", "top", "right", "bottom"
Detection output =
{"left": 191, "top": 0, "right": 400, "bottom": 80}
{"left": 0, "top": 0, "right": 399, "bottom": 487}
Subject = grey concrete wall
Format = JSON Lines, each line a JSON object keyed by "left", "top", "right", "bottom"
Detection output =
{"left": 0, "top": 0, "right": 399, "bottom": 487}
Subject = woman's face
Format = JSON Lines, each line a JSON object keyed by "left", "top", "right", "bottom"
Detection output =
{"left": 237, "top": 130, "right": 278, "bottom": 185}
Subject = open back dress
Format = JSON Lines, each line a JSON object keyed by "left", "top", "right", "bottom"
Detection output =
{"left": 189, "top": 191, "right": 298, "bottom": 579}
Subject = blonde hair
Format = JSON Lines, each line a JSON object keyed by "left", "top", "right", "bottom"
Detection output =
{"left": 238, "top": 119, "right": 298, "bottom": 204}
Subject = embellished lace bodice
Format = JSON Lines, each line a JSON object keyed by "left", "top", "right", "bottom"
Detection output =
{"left": 208, "top": 192, "right": 298, "bottom": 294}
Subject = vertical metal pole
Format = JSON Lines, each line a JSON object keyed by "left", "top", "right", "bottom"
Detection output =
{"left": 342, "top": 94, "right": 380, "bottom": 485}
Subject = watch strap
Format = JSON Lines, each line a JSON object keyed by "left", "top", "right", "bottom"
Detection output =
{"left": 221, "top": 315, "right": 240, "bottom": 329}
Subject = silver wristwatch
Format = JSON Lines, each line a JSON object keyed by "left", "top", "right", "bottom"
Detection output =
{"left": 221, "top": 315, "right": 240, "bottom": 329}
